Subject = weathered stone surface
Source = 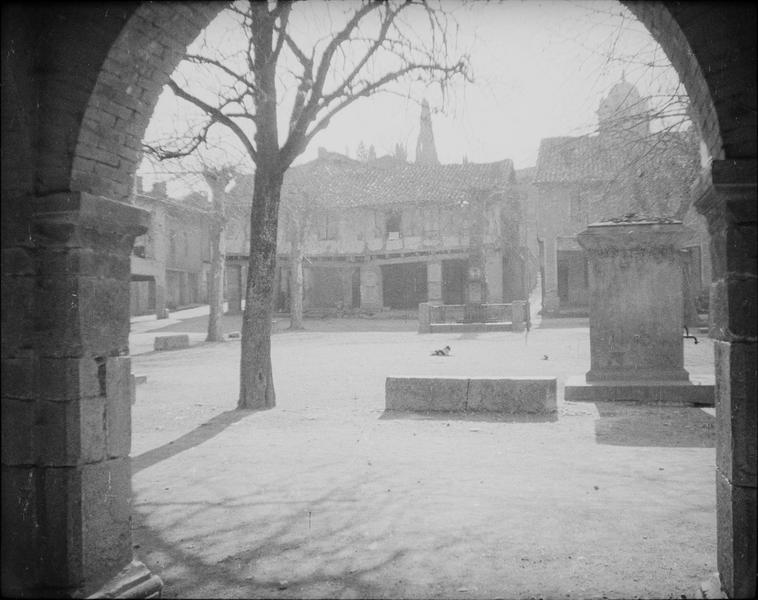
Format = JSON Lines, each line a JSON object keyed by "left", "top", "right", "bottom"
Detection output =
{"left": 714, "top": 341, "right": 758, "bottom": 488}
{"left": 386, "top": 378, "right": 432, "bottom": 411}
{"left": 468, "top": 377, "right": 557, "bottom": 413}
{"left": 0, "top": 356, "right": 36, "bottom": 400}
{"left": 565, "top": 375, "right": 715, "bottom": 405}
{"left": 386, "top": 377, "right": 557, "bottom": 413}
{"left": 578, "top": 222, "right": 692, "bottom": 383}
{"left": 429, "top": 378, "right": 469, "bottom": 411}
{"left": 1, "top": 399, "right": 35, "bottom": 464}
{"left": 716, "top": 471, "right": 757, "bottom": 599}
{"left": 1, "top": 466, "right": 41, "bottom": 594}
{"left": 105, "top": 357, "right": 131, "bottom": 458}
{"left": 153, "top": 334, "right": 190, "bottom": 351}
{"left": 34, "top": 397, "right": 107, "bottom": 466}
{"left": 81, "top": 459, "right": 133, "bottom": 595}
{"left": 38, "top": 357, "right": 101, "bottom": 401}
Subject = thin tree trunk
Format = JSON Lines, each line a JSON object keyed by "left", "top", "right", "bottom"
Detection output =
{"left": 239, "top": 167, "right": 282, "bottom": 410}
{"left": 289, "top": 220, "right": 305, "bottom": 330}
{"left": 206, "top": 214, "right": 225, "bottom": 342}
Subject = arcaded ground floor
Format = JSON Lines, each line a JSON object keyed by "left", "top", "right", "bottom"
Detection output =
{"left": 129, "top": 305, "right": 716, "bottom": 599}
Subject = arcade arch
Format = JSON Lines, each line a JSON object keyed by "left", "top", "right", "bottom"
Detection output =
{"left": 1, "top": 2, "right": 754, "bottom": 598}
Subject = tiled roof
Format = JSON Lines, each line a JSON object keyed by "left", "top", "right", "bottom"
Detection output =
{"left": 533, "top": 131, "right": 695, "bottom": 185}
{"left": 281, "top": 153, "right": 515, "bottom": 209}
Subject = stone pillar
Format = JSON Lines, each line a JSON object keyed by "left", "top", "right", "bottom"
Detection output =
{"left": 418, "top": 302, "right": 431, "bottom": 333}
{"left": 427, "top": 260, "right": 442, "bottom": 305}
{"left": 484, "top": 249, "right": 503, "bottom": 303}
{"left": 511, "top": 300, "right": 525, "bottom": 332}
{"left": 360, "top": 264, "right": 382, "bottom": 311}
{"left": 694, "top": 159, "right": 757, "bottom": 599}
{"left": 577, "top": 219, "right": 693, "bottom": 382}
{"left": 1, "top": 193, "right": 162, "bottom": 597}
{"left": 542, "top": 237, "right": 560, "bottom": 315}
{"left": 154, "top": 276, "right": 168, "bottom": 319}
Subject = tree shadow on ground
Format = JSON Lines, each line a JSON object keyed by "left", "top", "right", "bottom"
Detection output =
{"left": 379, "top": 410, "right": 558, "bottom": 423}
{"left": 592, "top": 401, "right": 715, "bottom": 447}
{"left": 132, "top": 409, "right": 254, "bottom": 474}
{"left": 132, "top": 477, "right": 456, "bottom": 599}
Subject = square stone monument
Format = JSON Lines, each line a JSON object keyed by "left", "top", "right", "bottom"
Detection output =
{"left": 565, "top": 216, "right": 714, "bottom": 405}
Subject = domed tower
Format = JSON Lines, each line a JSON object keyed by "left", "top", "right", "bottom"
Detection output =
{"left": 415, "top": 99, "right": 439, "bottom": 165}
{"left": 597, "top": 74, "right": 650, "bottom": 138}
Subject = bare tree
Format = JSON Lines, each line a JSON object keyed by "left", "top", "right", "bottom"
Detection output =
{"left": 202, "top": 166, "right": 235, "bottom": 342}
{"left": 140, "top": 147, "right": 249, "bottom": 343}
{"left": 145, "top": 0, "right": 469, "bottom": 409}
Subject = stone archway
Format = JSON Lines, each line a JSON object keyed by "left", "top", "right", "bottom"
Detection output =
{"left": 1, "top": 2, "right": 754, "bottom": 597}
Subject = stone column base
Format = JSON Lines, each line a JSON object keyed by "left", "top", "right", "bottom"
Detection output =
{"left": 564, "top": 374, "right": 715, "bottom": 405}
{"left": 87, "top": 559, "right": 163, "bottom": 599}
{"left": 694, "top": 572, "right": 726, "bottom": 599}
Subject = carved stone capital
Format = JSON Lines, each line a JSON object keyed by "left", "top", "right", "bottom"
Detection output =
{"left": 31, "top": 191, "right": 149, "bottom": 252}
{"left": 694, "top": 159, "right": 757, "bottom": 226}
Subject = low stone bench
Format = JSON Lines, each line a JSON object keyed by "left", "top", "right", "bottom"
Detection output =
{"left": 385, "top": 376, "right": 557, "bottom": 414}
{"left": 153, "top": 334, "right": 189, "bottom": 351}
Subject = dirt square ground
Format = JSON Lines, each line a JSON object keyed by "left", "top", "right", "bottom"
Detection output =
{"left": 130, "top": 315, "right": 715, "bottom": 599}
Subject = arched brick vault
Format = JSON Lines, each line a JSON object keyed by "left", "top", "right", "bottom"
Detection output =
{"left": 0, "top": 1, "right": 755, "bottom": 598}
{"left": 70, "top": 3, "right": 225, "bottom": 202}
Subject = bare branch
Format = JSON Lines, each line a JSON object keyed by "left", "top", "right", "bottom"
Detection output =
{"left": 167, "top": 78, "right": 258, "bottom": 162}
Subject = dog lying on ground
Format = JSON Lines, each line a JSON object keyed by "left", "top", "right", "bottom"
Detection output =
{"left": 431, "top": 345, "right": 451, "bottom": 356}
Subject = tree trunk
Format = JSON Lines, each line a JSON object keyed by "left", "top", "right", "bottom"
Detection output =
{"left": 206, "top": 213, "right": 225, "bottom": 342}
{"left": 289, "top": 220, "right": 305, "bottom": 330}
{"left": 238, "top": 167, "right": 282, "bottom": 410}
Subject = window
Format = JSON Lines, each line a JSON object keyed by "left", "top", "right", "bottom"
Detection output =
{"left": 317, "top": 211, "right": 338, "bottom": 241}
{"left": 169, "top": 230, "right": 177, "bottom": 262}
{"left": 386, "top": 210, "right": 401, "bottom": 237}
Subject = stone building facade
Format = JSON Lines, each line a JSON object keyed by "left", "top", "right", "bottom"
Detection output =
{"left": 224, "top": 149, "right": 530, "bottom": 315}
{"left": 129, "top": 180, "right": 212, "bottom": 317}
{"left": 533, "top": 78, "right": 711, "bottom": 319}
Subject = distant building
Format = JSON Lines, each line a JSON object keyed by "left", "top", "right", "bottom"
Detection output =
{"left": 130, "top": 180, "right": 212, "bottom": 317}
{"left": 225, "top": 102, "right": 534, "bottom": 315}
{"left": 533, "top": 77, "right": 710, "bottom": 319}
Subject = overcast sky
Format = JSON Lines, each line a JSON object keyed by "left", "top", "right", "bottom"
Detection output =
{"left": 139, "top": 0, "right": 684, "bottom": 195}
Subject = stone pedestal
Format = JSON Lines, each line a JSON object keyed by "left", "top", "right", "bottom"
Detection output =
{"left": 565, "top": 218, "right": 714, "bottom": 405}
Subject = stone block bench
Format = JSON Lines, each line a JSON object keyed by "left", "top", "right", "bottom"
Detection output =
{"left": 385, "top": 376, "right": 557, "bottom": 414}
{"left": 153, "top": 334, "right": 190, "bottom": 351}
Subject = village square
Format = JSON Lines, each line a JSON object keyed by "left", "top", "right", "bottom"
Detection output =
{"left": 2, "top": 1, "right": 755, "bottom": 599}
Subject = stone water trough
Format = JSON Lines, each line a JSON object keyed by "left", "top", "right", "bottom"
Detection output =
{"left": 385, "top": 376, "right": 557, "bottom": 414}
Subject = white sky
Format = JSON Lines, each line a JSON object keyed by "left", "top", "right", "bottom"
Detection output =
{"left": 139, "top": 0, "right": 685, "bottom": 195}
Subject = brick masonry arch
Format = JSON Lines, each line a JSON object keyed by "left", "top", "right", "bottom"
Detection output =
{"left": 69, "top": 3, "right": 225, "bottom": 203}
{"left": 1, "top": 2, "right": 754, "bottom": 598}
